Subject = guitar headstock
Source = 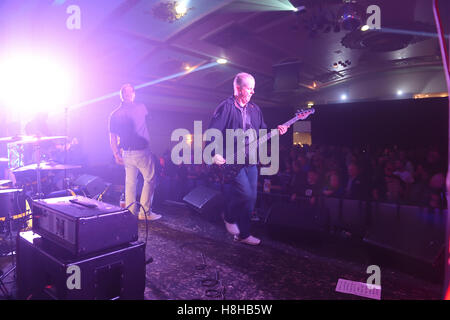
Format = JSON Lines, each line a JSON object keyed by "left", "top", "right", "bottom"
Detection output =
{"left": 295, "top": 107, "right": 315, "bottom": 120}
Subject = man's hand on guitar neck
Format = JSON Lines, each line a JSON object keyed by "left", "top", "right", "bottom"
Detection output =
{"left": 213, "top": 154, "right": 226, "bottom": 165}
{"left": 278, "top": 125, "right": 289, "bottom": 135}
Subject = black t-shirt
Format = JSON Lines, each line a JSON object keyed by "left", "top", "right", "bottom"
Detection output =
{"left": 109, "top": 103, "right": 149, "bottom": 150}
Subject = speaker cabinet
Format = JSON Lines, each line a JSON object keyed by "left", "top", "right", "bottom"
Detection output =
{"left": 182, "top": 186, "right": 223, "bottom": 216}
{"left": 74, "top": 174, "right": 106, "bottom": 197}
{"left": 16, "top": 231, "right": 145, "bottom": 300}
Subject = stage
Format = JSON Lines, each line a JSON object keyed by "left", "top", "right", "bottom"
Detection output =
{"left": 0, "top": 194, "right": 443, "bottom": 300}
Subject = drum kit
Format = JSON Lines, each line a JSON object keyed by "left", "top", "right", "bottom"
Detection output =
{"left": 0, "top": 135, "right": 82, "bottom": 195}
{"left": 0, "top": 135, "right": 83, "bottom": 294}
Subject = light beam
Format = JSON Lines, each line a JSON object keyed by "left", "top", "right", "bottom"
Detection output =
{"left": 68, "top": 61, "right": 220, "bottom": 110}
{"left": 223, "top": 0, "right": 298, "bottom": 12}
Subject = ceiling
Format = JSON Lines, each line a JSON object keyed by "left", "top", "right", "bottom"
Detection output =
{"left": 0, "top": 0, "right": 449, "bottom": 113}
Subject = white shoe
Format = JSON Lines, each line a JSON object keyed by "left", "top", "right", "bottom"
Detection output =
{"left": 233, "top": 235, "right": 261, "bottom": 246}
{"left": 139, "top": 212, "right": 162, "bottom": 221}
{"left": 224, "top": 221, "right": 240, "bottom": 235}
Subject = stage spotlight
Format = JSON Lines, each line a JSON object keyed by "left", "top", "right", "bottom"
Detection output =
{"left": 361, "top": 24, "right": 370, "bottom": 31}
{"left": 293, "top": 6, "right": 305, "bottom": 12}
{"left": 175, "top": 2, "right": 188, "bottom": 15}
{"left": 0, "top": 53, "right": 73, "bottom": 120}
{"left": 338, "top": 1, "right": 363, "bottom": 31}
{"left": 216, "top": 58, "right": 228, "bottom": 64}
{"left": 341, "top": 94, "right": 348, "bottom": 100}
{"left": 152, "top": 0, "right": 191, "bottom": 22}
{"left": 182, "top": 62, "right": 191, "bottom": 71}
{"left": 397, "top": 90, "right": 403, "bottom": 96}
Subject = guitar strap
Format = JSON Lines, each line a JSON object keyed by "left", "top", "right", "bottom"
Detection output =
{"left": 234, "top": 100, "right": 256, "bottom": 160}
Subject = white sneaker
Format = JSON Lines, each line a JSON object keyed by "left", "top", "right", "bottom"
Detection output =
{"left": 233, "top": 235, "right": 261, "bottom": 246}
{"left": 139, "top": 212, "right": 162, "bottom": 221}
{"left": 224, "top": 221, "right": 240, "bottom": 235}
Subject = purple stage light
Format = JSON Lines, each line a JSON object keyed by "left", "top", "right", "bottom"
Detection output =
{"left": 0, "top": 52, "right": 75, "bottom": 123}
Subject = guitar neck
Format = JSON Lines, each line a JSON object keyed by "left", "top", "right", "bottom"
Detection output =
{"left": 246, "top": 108, "right": 314, "bottom": 155}
{"left": 256, "top": 117, "right": 299, "bottom": 146}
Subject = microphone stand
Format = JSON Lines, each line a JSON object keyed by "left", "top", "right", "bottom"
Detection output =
{"left": 64, "top": 106, "right": 68, "bottom": 189}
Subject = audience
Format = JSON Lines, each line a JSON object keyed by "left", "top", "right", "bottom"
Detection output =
{"left": 322, "top": 171, "right": 343, "bottom": 198}
{"left": 156, "top": 144, "right": 447, "bottom": 209}
{"left": 343, "top": 162, "right": 369, "bottom": 200}
{"left": 291, "top": 169, "right": 322, "bottom": 206}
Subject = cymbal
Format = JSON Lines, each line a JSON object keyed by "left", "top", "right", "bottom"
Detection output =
{"left": 12, "top": 162, "right": 82, "bottom": 172}
{"left": 0, "top": 180, "right": 13, "bottom": 187}
{"left": 10, "top": 135, "right": 68, "bottom": 145}
{"left": 0, "top": 188, "right": 23, "bottom": 194}
{"left": 0, "top": 135, "right": 27, "bottom": 143}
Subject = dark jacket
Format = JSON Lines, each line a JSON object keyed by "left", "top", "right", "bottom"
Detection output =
{"left": 207, "top": 96, "right": 267, "bottom": 163}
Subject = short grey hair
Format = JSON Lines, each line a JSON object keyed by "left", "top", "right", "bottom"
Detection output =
{"left": 233, "top": 73, "right": 254, "bottom": 95}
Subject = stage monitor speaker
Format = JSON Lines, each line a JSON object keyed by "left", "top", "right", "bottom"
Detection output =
{"left": 182, "top": 186, "right": 223, "bottom": 216}
{"left": 74, "top": 174, "right": 106, "bottom": 197}
{"left": 363, "top": 204, "right": 445, "bottom": 267}
{"left": 265, "top": 197, "right": 329, "bottom": 238}
{"left": 17, "top": 231, "right": 145, "bottom": 300}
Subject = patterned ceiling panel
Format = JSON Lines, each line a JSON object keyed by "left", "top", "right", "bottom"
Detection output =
{"left": 113, "top": 0, "right": 233, "bottom": 42}
{"left": 132, "top": 46, "right": 207, "bottom": 78}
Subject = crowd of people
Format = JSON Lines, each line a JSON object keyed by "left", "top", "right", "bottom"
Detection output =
{"left": 156, "top": 143, "right": 448, "bottom": 210}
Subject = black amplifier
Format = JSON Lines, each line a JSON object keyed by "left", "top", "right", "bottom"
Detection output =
{"left": 32, "top": 196, "right": 138, "bottom": 256}
{"left": 17, "top": 231, "right": 145, "bottom": 300}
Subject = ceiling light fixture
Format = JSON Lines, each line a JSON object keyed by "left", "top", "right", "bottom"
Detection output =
{"left": 216, "top": 58, "right": 228, "bottom": 64}
{"left": 338, "top": 0, "right": 363, "bottom": 31}
{"left": 293, "top": 6, "right": 306, "bottom": 13}
{"left": 183, "top": 63, "right": 191, "bottom": 71}
{"left": 151, "top": 1, "right": 192, "bottom": 23}
{"left": 175, "top": 2, "right": 188, "bottom": 15}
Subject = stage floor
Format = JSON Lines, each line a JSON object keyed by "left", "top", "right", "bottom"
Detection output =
{"left": 0, "top": 202, "right": 443, "bottom": 300}
{"left": 141, "top": 204, "right": 442, "bottom": 300}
